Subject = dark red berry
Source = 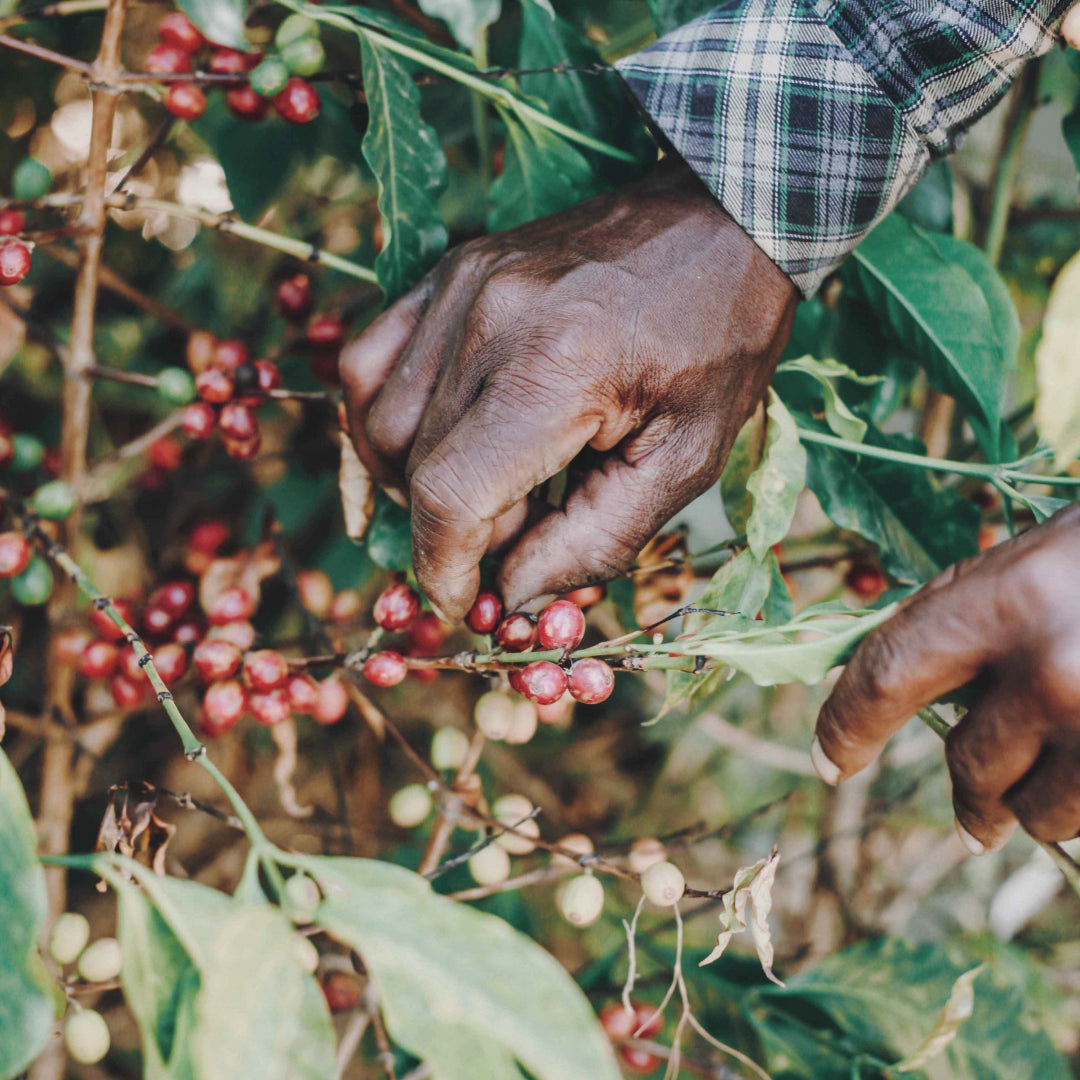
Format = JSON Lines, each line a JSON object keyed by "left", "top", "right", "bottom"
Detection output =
{"left": 164, "top": 83, "right": 207, "bottom": 120}
{"left": 120, "top": 647, "right": 144, "bottom": 682}
{"left": 158, "top": 12, "right": 204, "bottom": 53}
{"left": 567, "top": 658, "right": 614, "bottom": 704}
{"left": 313, "top": 678, "right": 349, "bottom": 724}
{"left": 145, "top": 43, "right": 193, "bottom": 75}
{"left": 619, "top": 1046, "right": 663, "bottom": 1075}
{"left": 223, "top": 432, "right": 261, "bottom": 459}
{"left": 209, "top": 47, "right": 258, "bottom": 82}
{"left": 78, "top": 640, "right": 120, "bottom": 679}
{"left": 232, "top": 362, "right": 260, "bottom": 400}
{"left": 142, "top": 605, "right": 174, "bottom": 637}
{"left": 92, "top": 599, "right": 136, "bottom": 641}
{"left": 286, "top": 673, "right": 318, "bottom": 713}
{"left": 308, "top": 351, "right": 341, "bottom": 385}
{"left": 408, "top": 612, "right": 446, "bottom": 655}
{"left": 249, "top": 688, "right": 291, "bottom": 726}
{"left": 182, "top": 401, "right": 217, "bottom": 439}
{"left": 171, "top": 617, "right": 205, "bottom": 648}
{"left": 496, "top": 613, "right": 537, "bottom": 652}
{"left": 322, "top": 972, "right": 361, "bottom": 1012}
{"left": 150, "top": 581, "right": 195, "bottom": 618}
{"left": 563, "top": 585, "right": 605, "bottom": 609}
{"left": 152, "top": 642, "right": 188, "bottom": 685}
{"left": 306, "top": 312, "right": 345, "bottom": 349}
{"left": 0, "top": 531, "right": 31, "bottom": 577}
{"left": 518, "top": 661, "right": 568, "bottom": 705}
{"left": 206, "top": 585, "right": 256, "bottom": 625}
{"left": 193, "top": 638, "right": 242, "bottom": 682}
{"left": 466, "top": 591, "right": 502, "bottom": 635}
{"left": 507, "top": 667, "right": 527, "bottom": 695}
{"left": 189, "top": 519, "right": 228, "bottom": 553}
{"left": 210, "top": 620, "right": 255, "bottom": 651}
{"left": 363, "top": 650, "right": 407, "bottom": 687}
{"left": 196, "top": 366, "right": 234, "bottom": 404}
{"left": 218, "top": 402, "right": 259, "bottom": 441}
{"left": 0, "top": 208, "right": 25, "bottom": 235}
{"left": 202, "top": 679, "right": 246, "bottom": 735}
{"left": 213, "top": 339, "right": 250, "bottom": 371}
{"left": 254, "top": 360, "right": 281, "bottom": 394}
{"left": 599, "top": 1002, "right": 663, "bottom": 1042}
{"left": 0, "top": 240, "right": 32, "bottom": 286}
{"left": 225, "top": 84, "right": 269, "bottom": 121}
{"left": 537, "top": 599, "right": 586, "bottom": 652}
{"left": 845, "top": 564, "right": 887, "bottom": 601}
{"left": 110, "top": 673, "right": 148, "bottom": 709}
{"left": 276, "top": 273, "right": 313, "bottom": 322}
{"left": 54, "top": 627, "right": 93, "bottom": 666}
{"left": 407, "top": 647, "right": 438, "bottom": 682}
{"left": 274, "top": 77, "right": 320, "bottom": 123}
{"left": 373, "top": 582, "right": 420, "bottom": 632}
{"left": 242, "top": 648, "right": 288, "bottom": 692}
{"left": 149, "top": 435, "right": 183, "bottom": 471}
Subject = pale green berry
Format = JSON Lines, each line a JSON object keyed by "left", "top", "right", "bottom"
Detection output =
{"left": 283, "top": 873, "right": 321, "bottom": 923}
{"left": 468, "top": 843, "right": 511, "bottom": 886}
{"left": 641, "top": 860, "right": 685, "bottom": 906}
{"left": 77, "top": 937, "right": 123, "bottom": 982}
{"left": 48, "top": 912, "right": 90, "bottom": 965}
{"left": 474, "top": 690, "right": 515, "bottom": 740}
{"left": 628, "top": 837, "right": 667, "bottom": 875}
{"left": 492, "top": 794, "right": 539, "bottom": 855}
{"left": 157, "top": 367, "right": 196, "bottom": 405}
{"left": 431, "top": 726, "right": 469, "bottom": 771}
{"left": 292, "top": 934, "right": 319, "bottom": 973}
{"left": 558, "top": 874, "right": 604, "bottom": 927}
{"left": 275, "top": 12, "right": 319, "bottom": 48}
{"left": 504, "top": 699, "right": 538, "bottom": 745}
{"left": 389, "top": 783, "right": 433, "bottom": 828}
{"left": 64, "top": 1009, "right": 110, "bottom": 1064}
{"left": 550, "top": 833, "right": 594, "bottom": 869}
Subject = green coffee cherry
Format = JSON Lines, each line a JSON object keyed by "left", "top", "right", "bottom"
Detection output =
{"left": 11, "top": 557, "right": 52, "bottom": 605}
{"left": 281, "top": 36, "right": 325, "bottom": 77}
{"left": 474, "top": 690, "right": 515, "bottom": 740}
{"left": 10, "top": 434, "right": 44, "bottom": 471}
{"left": 157, "top": 366, "right": 195, "bottom": 405}
{"left": 32, "top": 479, "right": 77, "bottom": 520}
{"left": 250, "top": 57, "right": 291, "bottom": 98}
{"left": 283, "top": 873, "right": 321, "bottom": 923}
{"left": 64, "top": 1009, "right": 110, "bottom": 1065}
{"left": 389, "top": 783, "right": 433, "bottom": 828}
{"left": 468, "top": 843, "right": 510, "bottom": 886}
{"left": 48, "top": 912, "right": 91, "bottom": 965}
{"left": 12, "top": 158, "right": 52, "bottom": 200}
{"left": 431, "top": 726, "right": 469, "bottom": 771}
{"left": 641, "top": 860, "right": 685, "bottom": 906}
{"left": 275, "top": 13, "right": 319, "bottom": 49}
{"left": 558, "top": 874, "right": 604, "bottom": 927}
{"left": 77, "top": 937, "right": 123, "bottom": 982}
{"left": 291, "top": 934, "right": 319, "bottom": 973}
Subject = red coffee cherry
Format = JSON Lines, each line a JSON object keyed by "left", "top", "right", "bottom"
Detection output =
{"left": 322, "top": 972, "right": 361, "bottom": 1012}
{"left": 296, "top": 569, "right": 333, "bottom": 618}
{"left": 844, "top": 563, "right": 888, "bottom": 601}
{"left": 313, "top": 677, "right": 349, "bottom": 725}
{"left": 142, "top": 605, "right": 174, "bottom": 637}
{"left": 507, "top": 667, "right": 527, "bottom": 695}
{"left": 0, "top": 531, "right": 31, "bottom": 578}
{"left": 189, "top": 519, "right": 229, "bottom": 553}
{"left": 466, "top": 591, "right": 502, "bottom": 634}
{"left": 158, "top": 12, "right": 204, "bottom": 53}
{"left": 209, "top": 619, "right": 255, "bottom": 651}
{"left": 181, "top": 401, "right": 216, "bottom": 440}
{"left": 373, "top": 582, "right": 420, "bottom": 632}
{"left": 78, "top": 640, "right": 120, "bottom": 679}
{"left": 208, "top": 47, "right": 258, "bottom": 81}
{"left": 563, "top": 585, "right": 605, "bottom": 609}
{"left": 249, "top": 688, "right": 291, "bottom": 726}
{"left": 92, "top": 598, "right": 135, "bottom": 640}
{"left": 0, "top": 240, "right": 32, "bottom": 286}
{"left": 110, "top": 673, "right": 148, "bottom": 709}
{"left": 149, "top": 435, "right": 183, "bottom": 471}
{"left": 276, "top": 273, "right": 313, "bottom": 322}
{"left": 619, "top": 1046, "right": 663, "bottom": 1075}
{"left": 306, "top": 312, "right": 345, "bottom": 349}
{"left": 242, "top": 648, "right": 288, "bottom": 692}
{"left": 201, "top": 679, "right": 246, "bottom": 736}
{"left": 408, "top": 612, "right": 447, "bottom": 654}
{"left": 218, "top": 402, "right": 259, "bottom": 441}
{"left": 274, "top": 77, "right": 320, "bottom": 123}
{"left": 363, "top": 650, "right": 407, "bottom": 687}
{"left": 213, "top": 339, "right": 250, "bottom": 371}
{"left": 518, "top": 661, "right": 568, "bottom": 705}
{"left": 599, "top": 1002, "right": 663, "bottom": 1042}
{"left": 206, "top": 585, "right": 256, "bottom": 625}
{"left": 54, "top": 627, "right": 93, "bottom": 666}
{"left": 0, "top": 208, "right": 25, "bottom": 235}
{"left": 225, "top": 85, "right": 269, "bottom": 121}
{"left": 164, "top": 83, "right": 207, "bottom": 120}
{"left": 567, "top": 658, "right": 614, "bottom": 704}
{"left": 149, "top": 580, "right": 195, "bottom": 619}
{"left": 496, "top": 613, "right": 537, "bottom": 652}
{"left": 196, "top": 366, "right": 234, "bottom": 404}
{"left": 152, "top": 642, "right": 189, "bottom": 685}
{"left": 193, "top": 638, "right": 242, "bottom": 682}
{"left": 171, "top": 617, "right": 205, "bottom": 648}
{"left": 145, "top": 43, "right": 193, "bottom": 75}
{"left": 286, "top": 673, "right": 319, "bottom": 713}
{"left": 537, "top": 600, "right": 586, "bottom": 651}
{"left": 223, "top": 433, "right": 261, "bottom": 459}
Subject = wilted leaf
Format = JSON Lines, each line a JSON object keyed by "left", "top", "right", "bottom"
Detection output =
{"left": 1035, "top": 251, "right": 1080, "bottom": 469}
{"left": 777, "top": 356, "right": 881, "bottom": 442}
{"left": 721, "top": 404, "right": 765, "bottom": 535}
{"left": 339, "top": 431, "right": 375, "bottom": 543}
{"left": 198, "top": 542, "right": 280, "bottom": 618}
{"left": 632, "top": 531, "right": 696, "bottom": 629}
{"left": 0, "top": 627, "right": 12, "bottom": 687}
{"left": 270, "top": 718, "right": 314, "bottom": 820}
{"left": 746, "top": 390, "right": 806, "bottom": 560}
{"left": 896, "top": 966, "right": 983, "bottom": 1073}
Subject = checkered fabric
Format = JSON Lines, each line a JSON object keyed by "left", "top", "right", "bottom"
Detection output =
{"left": 615, "top": 0, "right": 1070, "bottom": 295}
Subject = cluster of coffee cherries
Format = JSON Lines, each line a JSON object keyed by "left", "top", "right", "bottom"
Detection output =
{"left": 274, "top": 271, "right": 349, "bottom": 385}
{"left": 149, "top": 10, "right": 322, "bottom": 124}
{"left": 0, "top": 155, "right": 52, "bottom": 287}
{"left": 598, "top": 1001, "right": 664, "bottom": 1075}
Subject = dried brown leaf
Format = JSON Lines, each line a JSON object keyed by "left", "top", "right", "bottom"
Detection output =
{"left": 198, "top": 542, "right": 280, "bottom": 616}
{"left": 340, "top": 429, "right": 375, "bottom": 542}
{"left": 270, "top": 717, "right": 314, "bottom": 819}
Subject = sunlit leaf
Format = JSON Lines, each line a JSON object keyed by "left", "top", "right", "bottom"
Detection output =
{"left": 1035, "top": 250, "right": 1080, "bottom": 469}
{"left": 746, "top": 390, "right": 806, "bottom": 560}
{"left": 418, "top": 0, "right": 501, "bottom": 48}
{"left": 177, "top": 0, "right": 250, "bottom": 50}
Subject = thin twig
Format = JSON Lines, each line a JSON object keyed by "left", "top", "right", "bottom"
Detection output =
{"left": 0, "top": 31, "right": 90, "bottom": 71}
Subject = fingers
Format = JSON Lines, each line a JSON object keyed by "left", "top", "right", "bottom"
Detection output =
{"left": 1006, "top": 732, "right": 1080, "bottom": 843}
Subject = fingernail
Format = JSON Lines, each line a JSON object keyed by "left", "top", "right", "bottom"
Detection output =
{"left": 427, "top": 599, "right": 451, "bottom": 624}
{"left": 955, "top": 820, "right": 986, "bottom": 856}
{"left": 810, "top": 737, "right": 841, "bottom": 786}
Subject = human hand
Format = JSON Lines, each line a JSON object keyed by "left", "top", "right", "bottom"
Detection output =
{"left": 340, "top": 161, "right": 798, "bottom": 622}
{"left": 813, "top": 503, "right": 1080, "bottom": 852}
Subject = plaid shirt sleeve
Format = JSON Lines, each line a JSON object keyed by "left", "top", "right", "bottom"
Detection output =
{"left": 615, "top": 0, "right": 1071, "bottom": 296}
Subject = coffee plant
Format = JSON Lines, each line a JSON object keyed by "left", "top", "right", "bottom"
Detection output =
{"left": 1, "top": 0, "right": 1080, "bottom": 1077}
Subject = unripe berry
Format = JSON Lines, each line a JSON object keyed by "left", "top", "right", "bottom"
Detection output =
{"left": 466, "top": 590, "right": 502, "bottom": 634}
{"left": 276, "top": 273, "right": 313, "bottom": 321}
{"left": 0, "top": 531, "right": 31, "bottom": 577}
{"left": 201, "top": 680, "right": 246, "bottom": 736}
{"left": 274, "top": 77, "right": 320, "bottom": 123}
{"left": 468, "top": 843, "right": 511, "bottom": 886}
{"left": 186, "top": 330, "right": 217, "bottom": 374}
{"left": 306, "top": 311, "right": 346, "bottom": 349}
{"left": 373, "top": 582, "right": 420, "bottom": 631}
{"left": 363, "top": 650, "right": 407, "bottom": 687}
{"left": 11, "top": 433, "right": 43, "bottom": 470}
{"left": 283, "top": 873, "right": 321, "bottom": 923}
{"left": 64, "top": 1009, "right": 110, "bottom": 1065}
{"left": 218, "top": 401, "right": 259, "bottom": 441}
{"left": 77, "top": 937, "right": 123, "bottom": 982}
{"left": 275, "top": 12, "right": 320, "bottom": 48}
{"left": 110, "top": 673, "right": 148, "bottom": 708}
{"left": 567, "top": 658, "right": 614, "bottom": 704}
{"left": 286, "top": 673, "right": 319, "bottom": 713}
{"left": 250, "top": 57, "right": 290, "bottom": 99}
{"left": 250, "top": 688, "right": 291, "bottom": 726}
{"left": 296, "top": 569, "right": 333, "bottom": 617}
{"left": 206, "top": 585, "right": 256, "bottom": 625}
{"left": 225, "top": 84, "right": 270, "bottom": 121}
{"left": 504, "top": 699, "right": 538, "bottom": 745}
{"left": 641, "top": 860, "right": 685, "bottom": 906}
{"left": 628, "top": 837, "right": 667, "bottom": 875}
{"left": 492, "top": 794, "right": 539, "bottom": 855}
{"left": 196, "top": 366, "right": 234, "bottom": 404}
{"left": 431, "top": 726, "right": 469, "bottom": 770}
{"left": 329, "top": 589, "right": 362, "bottom": 623}
{"left": 158, "top": 366, "right": 196, "bottom": 405}
{"left": 243, "top": 649, "right": 288, "bottom": 692}
{"left": 32, "top": 479, "right": 77, "bottom": 520}
{"left": 389, "top": 783, "right": 433, "bottom": 828}
{"left": 193, "top": 638, "right": 242, "bottom": 682}
{"left": 145, "top": 42, "right": 193, "bottom": 74}
{"left": 292, "top": 934, "right": 319, "bottom": 973}
{"left": 537, "top": 599, "right": 586, "bottom": 651}
{"left": 551, "top": 833, "right": 594, "bottom": 869}
{"left": 281, "top": 35, "right": 325, "bottom": 77}
{"left": 474, "top": 689, "right": 515, "bottom": 739}
{"left": 152, "top": 642, "right": 188, "bottom": 685}
{"left": 78, "top": 640, "right": 120, "bottom": 679}
{"left": 518, "top": 661, "right": 568, "bottom": 705}
{"left": 558, "top": 874, "right": 604, "bottom": 927}
{"left": 536, "top": 692, "right": 573, "bottom": 727}
{"left": 11, "top": 157, "right": 51, "bottom": 200}
{"left": 313, "top": 677, "right": 349, "bottom": 725}
{"left": 48, "top": 912, "right": 90, "bottom": 965}
{"left": 164, "top": 82, "right": 207, "bottom": 120}
{"left": 0, "top": 207, "right": 25, "bottom": 235}
{"left": 11, "top": 556, "right": 52, "bottom": 605}
{"left": 495, "top": 613, "right": 537, "bottom": 652}
{"left": 158, "top": 12, "right": 204, "bottom": 53}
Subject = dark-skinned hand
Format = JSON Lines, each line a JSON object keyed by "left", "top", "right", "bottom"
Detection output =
{"left": 814, "top": 503, "right": 1080, "bottom": 853}
{"left": 340, "top": 160, "right": 797, "bottom": 623}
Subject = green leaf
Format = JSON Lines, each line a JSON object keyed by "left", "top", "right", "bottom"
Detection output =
{"left": 777, "top": 356, "right": 882, "bottom": 442}
{"left": 367, "top": 490, "right": 413, "bottom": 571}
{"left": 746, "top": 390, "right": 806, "bottom": 560}
{"left": 294, "top": 855, "right": 621, "bottom": 1080}
{"left": 417, "top": 0, "right": 501, "bottom": 49}
{"left": 177, "top": 0, "right": 250, "bottom": 51}
{"left": 896, "top": 160, "right": 954, "bottom": 234}
{"left": 1035, "top": 250, "right": 1080, "bottom": 468}
{"left": 0, "top": 748, "right": 54, "bottom": 1080}
{"left": 359, "top": 31, "right": 450, "bottom": 301}
{"left": 646, "top": 0, "right": 717, "bottom": 35}
{"left": 721, "top": 408, "right": 765, "bottom": 535}
{"left": 845, "top": 214, "right": 1017, "bottom": 460}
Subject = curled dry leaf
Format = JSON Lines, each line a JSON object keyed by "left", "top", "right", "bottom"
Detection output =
{"left": 0, "top": 627, "right": 13, "bottom": 687}
{"left": 270, "top": 717, "right": 314, "bottom": 819}
{"left": 339, "top": 429, "right": 375, "bottom": 543}
{"left": 896, "top": 965, "right": 984, "bottom": 1073}
{"left": 632, "top": 531, "right": 696, "bottom": 628}
{"left": 198, "top": 541, "right": 281, "bottom": 616}
{"left": 95, "top": 782, "right": 176, "bottom": 877}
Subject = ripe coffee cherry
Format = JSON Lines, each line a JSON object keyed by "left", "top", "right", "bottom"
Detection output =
{"left": 206, "top": 585, "right": 256, "bottom": 625}
{"left": 0, "top": 531, "right": 31, "bottom": 577}
{"left": 54, "top": 627, "right": 93, "bottom": 667}
{"left": 313, "top": 678, "right": 349, "bottom": 724}
{"left": 389, "top": 783, "right": 433, "bottom": 828}
{"left": 209, "top": 619, "right": 255, "bottom": 650}
{"left": 149, "top": 435, "right": 183, "bottom": 471}
{"left": 0, "top": 240, "right": 32, "bottom": 286}
{"left": 150, "top": 580, "right": 195, "bottom": 618}
{"left": 201, "top": 679, "right": 246, "bottom": 735}
{"left": 158, "top": 11, "right": 204, "bottom": 53}
{"left": 322, "top": 972, "right": 361, "bottom": 1013}
{"left": 209, "top": 47, "right": 257, "bottom": 80}
{"left": 537, "top": 599, "right": 586, "bottom": 652}
{"left": 92, "top": 598, "right": 135, "bottom": 640}
{"left": 466, "top": 591, "right": 502, "bottom": 634}
{"left": 431, "top": 726, "right": 469, "bottom": 771}
{"left": 306, "top": 311, "right": 345, "bottom": 348}
{"left": 77, "top": 937, "right": 123, "bottom": 982}
{"left": 213, "top": 338, "right": 250, "bottom": 370}
{"left": 518, "top": 661, "right": 568, "bottom": 705}
{"left": 281, "top": 35, "right": 325, "bottom": 77}
{"left": 142, "top": 605, "right": 174, "bottom": 637}
{"left": 567, "top": 659, "right": 614, "bottom": 704}
{"left": 285, "top": 672, "right": 318, "bottom": 713}
{"left": 276, "top": 273, "right": 313, "bottom": 321}
{"left": 363, "top": 650, "right": 407, "bottom": 687}
{"left": 223, "top": 432, "right": 261, "bottom": 459}
{"left": 408, "top": 611, "right": 447, "bottom": 654}
{"left": 274, "top": 77, "right": 320, "bottom": 123}
{"left": 249, "top": 688, "right": 291, "bottom": 726}
{"left": 158, "top": 366, "right": 196, "bottom": 405}
{"left": 194, "top": 638, "right": 242, "bottom": 682}
{"left": 196, "top": 366, "right": 234, "bottom": 404}
{"left": 110, "top": 673, "right": 148, "bottom": 708}
{"left": 620, "top": 1045, "right": 663, "bottom": 1074}
{"left": 48, "top": 911, "right": 90, "bottom": 965}
{"left": 628, "top": 837, "right": 667, "bottom": 875}
{"left": 171, "top": 616, "right": 205, "bottom": 647}
{"left": 64, "top": 1009, "right": 110, "bottom": 1065}
{"left": 495, "top": 613, "right": 537, "bottom": 652}
{"left": 218, "top": 402, "right": 259, "bottom": 441}
{"left": 493, "top": 794, "right": 539, "bottom": 855}
{"left": 164, "top": 83, "right": 207, "bottom": 120}
{"left": 145, "top": 43, "right": 193, "bottom": 74}
{"left": 78, "top": 640, "right": 119, "bottom": 679}
{"left": 12, "top": 557, "right": 52, "bottom": 605}
{"left": 474, "top": 689, "right": 515, "bottom": 739}
{"left": 0, "top": 419, "right": 11, "bottom": 465}
{"left": 845, "top": 563, "right": 887, "bottom": 601}
{"left": 189, "top": 518, "right": 229, "bottom": 553}
{"left": 468, "top": 843, "right": 511, "bottom": 886}
{"left": 296, "top": 569, "right": 333, "bottom": 617}
{"left": 255, "top": 359, "right": 281, "bottom": 394}
{"left": 559, "top": 874, "right": 604, "bottom": 927}
{"left": 0, "top": 207, "right": 25, "bottom": 235}
{"left": 641, "top": 860, "right": 685, "bottom": 906}
{"left": 226, "top": 84, "right": 270, "bottom": 121}
{"left": 242, "top": 648, "right": 288, "bottom": 692}
{"left": 373, "top": 582, "right": 421, "bottom": 631}
{"left": 599, "top": 1001, "right": 664, "bottom": 1043}
{"left": 151, "top": 642, "right": 188, "bottom": 685}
